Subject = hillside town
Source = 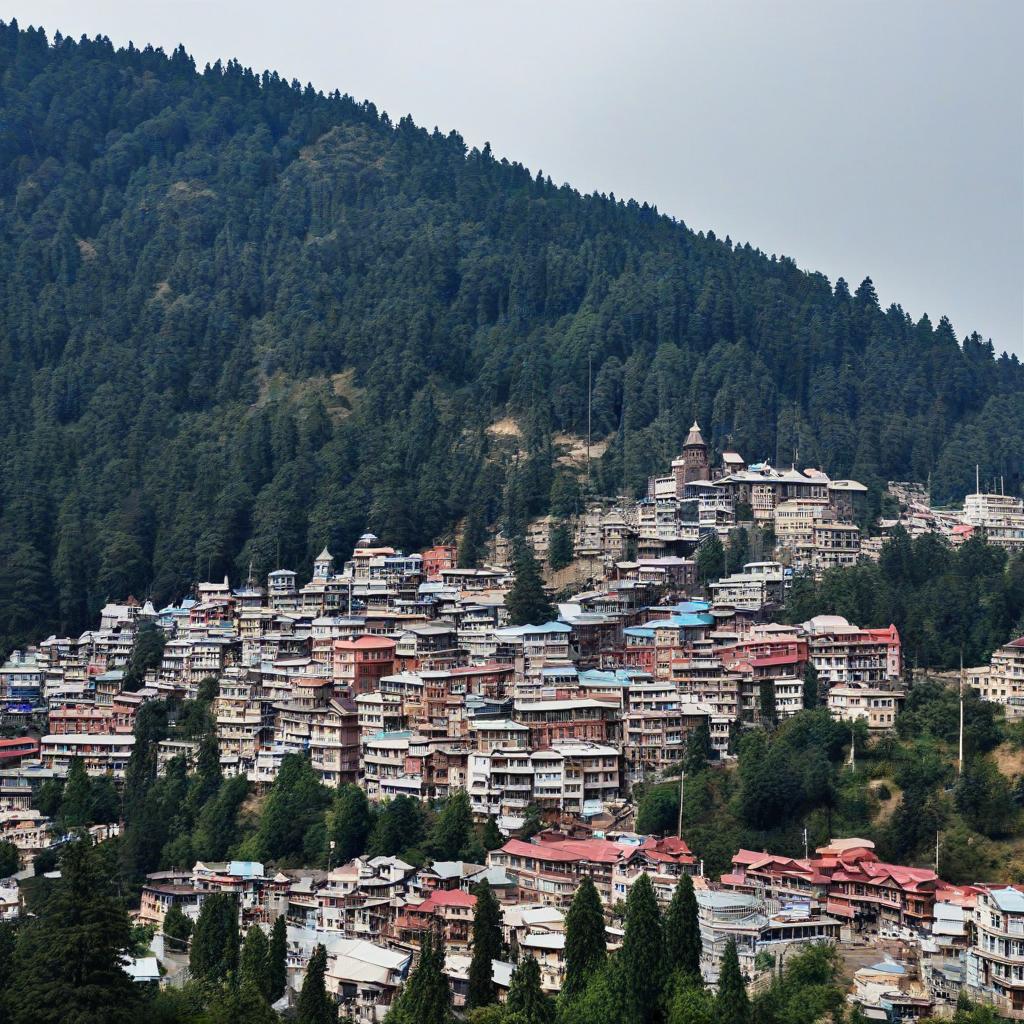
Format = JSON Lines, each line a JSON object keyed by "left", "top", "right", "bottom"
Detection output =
{"left": 2, "top": 429, "right": 1024, "bottom": 1021}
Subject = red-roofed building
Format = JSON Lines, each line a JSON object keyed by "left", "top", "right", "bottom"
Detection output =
{"left": 0, "top": 737, "right": 40, "bottom": 764}
{"left": 394, "top": 887, "right": 477, "bottom": 949}
{"left": 722, "top": 838, "right": 943, "bottom": 928}
{"left": 490, "top": 832, "right": 696, "bottom": 907}
{"left": 807, "top": 622, "right": 902, "bottom": 686}
{"left": 332, "top": 636, "right": 397, "bottom": 694}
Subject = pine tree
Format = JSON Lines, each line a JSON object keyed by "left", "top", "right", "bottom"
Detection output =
{"left": 162, "top": 903, "right": 193, "bottom": 949}
{"left": 695, "top": 535, "right": 725, "bottom": 586}
{"left": 458, "top": 504, "right": 488, "bottom": 569}
{"left": 505, "top": 543, "right": 554, "bottom": 625}
{"left": 667, "top": 982, "right": 715, "bottom": 1024}
{"left": 385, "top": 929, "right": 451, "bottom": 1024}
{"left": 189, "top": 892, "right": 239, "bottom": 986}
{"left": 548, "top": 521, "right": 574, "bottom": 571}
{"left": 506, "top": 955, "right": 554, "bottom": 1023}
{"left": 664, "top": 874, "right": 701, "bottom": 980}
{"left": 715, "top": 938, "right": 750, "bottom": 1024}
{"left": 758, "top": 679, "right": 778, "bottom": 729}
{"left": 6, "top": 839, "right": 140, "bottom": 1024}
{"left": 428, "top": 790, "right": 474, "bottom": 861}
{"left": 240, "top": 924, "right": 271, "bottom": 1001}
{"left": 297, "top": 943, "right": 337, "bottom": 1024}
{"left": 683, "top": 721, "right": 713, "bottom": 775}
{"left": 562, "top": 875, "right": 606, "bottom": 1000}
{"left": 123, "top": 619, "right": 166, "bottom": 692}
{"left": 467, "top": 880, "right": 502, "bottom": 1009}
{"left": 481, "top": 815, "right": 503, "bottom": 851}
{"left": 60, "top": 757, "right": 93, "bottom": 828}
{"left": 328, "top": 784, "right": 373, "bottom": 862}
{"left": 268, "top": 914, "right": 288, "bottom": 1003}
{"left": 802, "top": 662, "right": 820, "bottom": 710}
{"left": 621, "top": 872, "right": 664, "bottom": 1024}
{"left": 0, "top": 840, "right": 19, "bottom": 878}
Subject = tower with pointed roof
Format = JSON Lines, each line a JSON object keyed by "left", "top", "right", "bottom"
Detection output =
{"left": 672, "top": 420, "right": 710, "bottom": 491}
{"left": 313, "top": 546, "right": 334, "bottom": 580}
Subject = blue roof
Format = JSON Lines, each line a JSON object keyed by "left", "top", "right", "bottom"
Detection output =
{"left": 228, "top": 860, "right": 265, "bottom": 878}
{"left": 991, "top": 888, "right": 1024, "bottom": 913}
{"left": 644, "top": 614, "right": 715, "bottom": 629}
{"left": 579, "top": 668, "right": 646, "bottom": 684}
{"left": 624, "top": 627, "right": 655, "bottom": 639}
{"left": 869, "top": 961, "right": 906, "bottom": 975}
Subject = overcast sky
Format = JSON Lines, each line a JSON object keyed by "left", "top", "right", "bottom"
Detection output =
{"left": 10, "top": 0, "right": 1024, "bottom": 354}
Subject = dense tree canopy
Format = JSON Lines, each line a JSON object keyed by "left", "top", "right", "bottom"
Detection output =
{"left": 0, "top": 20, "right": 1018, "bottom": 656}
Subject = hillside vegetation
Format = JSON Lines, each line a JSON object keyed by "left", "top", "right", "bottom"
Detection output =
{"left": 637, "top": 685, "right": 1024, "bottom": 885}
{"left": 1, "top": 21, "right": 1022, "bottom": 652}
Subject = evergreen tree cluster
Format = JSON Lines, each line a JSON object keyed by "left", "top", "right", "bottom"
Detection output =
{"left": 784, "top": 528, "right": 1024, "bottom": 670}
{"left": 0, "top": 20, "right": 1019, "bottom": 656}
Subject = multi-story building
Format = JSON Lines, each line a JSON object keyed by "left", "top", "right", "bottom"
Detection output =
{"left": 804, "top": 617, "right": 902, "bottom": 686}
{"left": 309, "top": 699, "right": 360, "bottom": 788}
{"left": 0, "top": 650, "right": 44, "bottom": 705}
{"left": 215, "top": 672, "right": 270, "bottom": 770}
{"left": 967, "top": 886, "right": 1024, "bottom": 1019}
{"left": 827, "top": 682, "right": 904, "bottom": 731}
{"left": 511, "top": 698, "right": 620, "bottom": 748}
{"left": 969, "top": 638, "right": 1024, "bottom": 721}
{"left": 39, "top": 733, "right": 136, "bottom": 778}
{"left": 811, "top": 522, "right": 861, "bottom": 570}
{"left": 708, "top": 562, "right": 785, "bottom": 610}
{"left": 963, "top": 492, "right": 1024, "bottom": 553}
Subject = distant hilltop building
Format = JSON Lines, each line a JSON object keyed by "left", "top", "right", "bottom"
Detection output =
{"left": 672, "top": 421, "right": 711, "bottom": 488}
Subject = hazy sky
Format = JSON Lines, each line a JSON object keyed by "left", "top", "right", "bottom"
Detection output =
{"left": 10, "top": 0, "right": 1024, "bottom": 353}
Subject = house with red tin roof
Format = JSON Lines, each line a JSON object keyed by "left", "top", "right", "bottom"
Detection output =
{"left": 721, "top": 838, "right": 944, "bottom": 930}
{"left": 489, "top": 832, "right": 696, "bottom": 907}
{"left": 393, "top": 886, "right": 477, "bottom": 949}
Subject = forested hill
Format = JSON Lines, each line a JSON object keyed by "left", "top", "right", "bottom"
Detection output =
{"left": 0, "top": 20, "right": 1022, "bottom": 650}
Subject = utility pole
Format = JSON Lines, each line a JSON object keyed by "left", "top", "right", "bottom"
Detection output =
{"left": 935, "top": 830, "right": 940, "bottom": 874}
{"left": 677, "top": 767, "right": 685, "bottom": 839}
{"left": 958, "top": 647, "right": 965, "bottom": 777}
{"left": 849, "top": 722, "right": 856, "bottom": 772}
{"left": 803, "top": 826, "right": 809, "bottom": 860}
{"left": 586, "top": 351, "right": 593, "bottom": 489}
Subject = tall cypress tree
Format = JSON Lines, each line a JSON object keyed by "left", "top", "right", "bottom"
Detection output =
{"left": 467, "top": 880, "right": 502, "bottom": 1009}
{"left": 60, "top": 757, "right": 93, "bottom": 828}
{"left": 297, "top": 943, "right": 337, "bottom": 1024}
{"left": 240, "top": 924, "right": 271, "bottom": 1001}
{"left": 189, "top": 892, "right": 239, "bottom": 986}
{"left": 621, "top": 872, "right": 664, "bottom": 1024}
{"left": 802, "top": 662, "right": 820, "bottom": 710}
{"left": 6, "top": 839, "right": 140, "bottom": 1024}
{"left": 715, "top": 938, "right": 750, "bottom": 1024}
{"left": 663, "top": 874, "right": 701, "bottom": 981}
{"left": 267, "top": 914, "right": 288, "bottom": 1003}
{"left": 385, "top": 929, "right": 451, "bottom": 1024}
{"left": 562, "top": 875, "right": 606, "bottom": 1000}
{"left": 758, "top": 679, "right": 778, "bottom": 729}
{"left": 428, "top": 790, "right": 474, "bottom": 861}
{"left": 505, "top": 543, "right": 554, "bottom": 625}
{"left": 506, "top": 955, "right": 554, "bottom": 1024}
{"left": 328, "top": 784, "right": 373, "bottom": 862}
